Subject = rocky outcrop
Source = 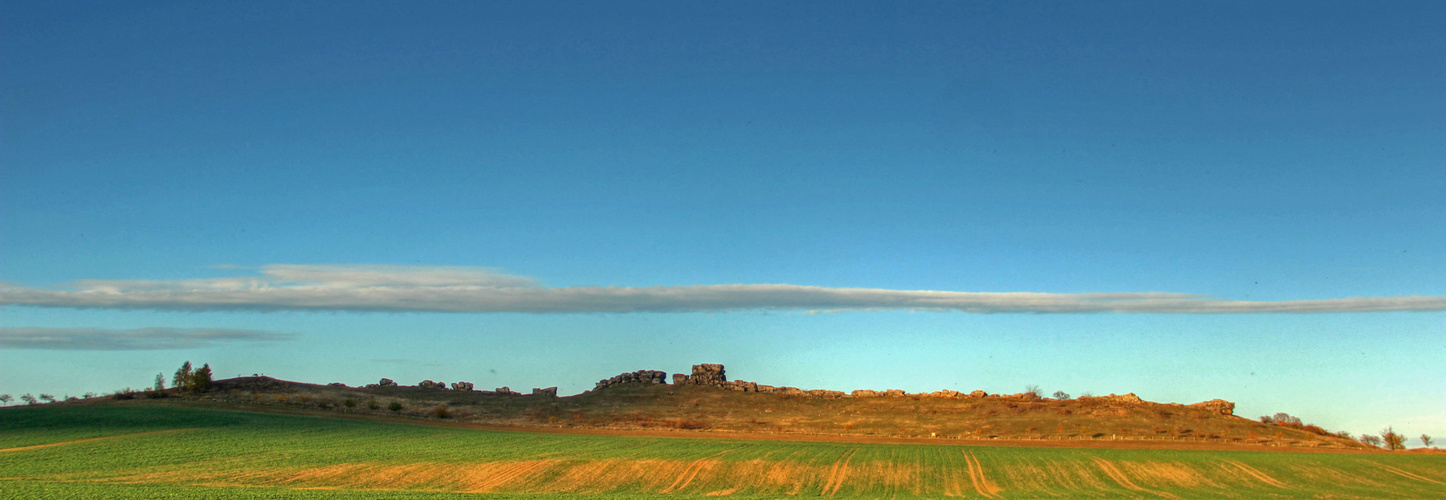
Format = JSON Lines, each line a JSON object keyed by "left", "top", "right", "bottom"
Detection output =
{"left": 595, "top": 370, "right": 667, "bottom": 390}
{"left": 676, "top": 364, "right": 726, "bottom": 386}
{"left": 418, "top": 380, "right": 446, "bottom": 389}
{"left": 450, "top": 381, "right": 474, "bottom": 392}
{"left": 532, "top": 387, "right": 558, "bottom": 398}
{"left": 1188, "top": 399, "right": 1235, "bottom": 416}
{"left": 495, "top": 386, "right": 516, "bottom": 395}
{"left": 378, "top": 378, "right": 397, "bottom": 387}
{"left": 851, "top": 389, "right": 882, "bottom": 397}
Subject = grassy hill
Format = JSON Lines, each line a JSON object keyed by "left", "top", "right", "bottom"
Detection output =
{"left": 1, "top": 405, "right": 1442, "bottom": 499}
{"left": 125, "top": 375, "right": 1368, "bottom": 450}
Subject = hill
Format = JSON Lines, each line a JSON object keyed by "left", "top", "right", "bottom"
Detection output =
{"left": 84, "top": 363, "right": 1366, "bottom": 450}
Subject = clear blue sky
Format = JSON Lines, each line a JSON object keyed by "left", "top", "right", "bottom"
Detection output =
{"left": 2, "top": 1, "right": 1443, "bottom": 444}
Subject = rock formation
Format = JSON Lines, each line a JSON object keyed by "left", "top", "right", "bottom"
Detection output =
{"left": 418, "top": 380, "right": 445, "bottom": 389}
{"left": 594, "top": 370, "right": 668, "bottom": 390}
{"left": 495, "top": 386, "right": 516, "bottom": 395}
{"left": 450, "top": 381, "right": 474, "bottom": 392}
{"left": 1188, "top": 399, "right": 1235, "bottom": 416}
{"left": 378, "top": 378, "right": 397, "bottom": 387}
{"left": 532, "top": 387, "right": 558, "bottom": 398}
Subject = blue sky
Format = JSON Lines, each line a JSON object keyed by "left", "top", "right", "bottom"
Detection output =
{"left": 2, "top": 1, "right": 1443, "bottom": 444}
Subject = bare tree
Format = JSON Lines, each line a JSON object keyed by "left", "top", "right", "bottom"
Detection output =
{"left": 1024, "top": 384, "right": 1042, "bottom": 400}
{"left": 1381, "top": 427, "right": 1406, "bottom": 451}
{"left": 1052, "top": 390, "right": 1071, "bottom": 400}
{"left": 1421, "top": 434, "right": 1433, "bottom": 448}
{"left": 1359, "top": 434, "right": 1383, "bottom": 447}
{"left": 21, "top": 394, "right": 37, "bottom": 405}
{"left": 0, "top": 394, "right": 11, "bottom": 406}
{"left": 38, "top": 394, "right": 55, "bottom": 403}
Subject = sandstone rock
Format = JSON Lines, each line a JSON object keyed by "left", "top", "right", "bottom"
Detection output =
{"left": 673, "top": 373, "right": 690, "bottom": 385}
{"left": 756, "top": 385, "right": 774, "bottom": 392}
{"left": 968, "top": 390, "right": 987, "bottom": 398}
{"left": 594, "top": 370, "right": 668, "bottom": 390}
{"left": 1188, "top": 399, "right": 1235, "bottom": 416}
{"left": 418, "top": 380, "right": 444, "bottom": 390}
{"left": 851, "top": 389, "right": 883, "bottom": 397}
{"left": 450, "top": 381, "right": 474, "bottom": 392}
{"left": 532, "top": 387, "right": 558, "bottom": 398}
{"left": 885, "top": 389, "right": 906, "bottom": 397}
{"left": 378, "top": 378, "right": 397, "bottom": 387}
{"left": 689, "top": 364, "right": 727, "bottom": 386}
{"left": 496, "top": 386, "right": 515, "bottom": 395}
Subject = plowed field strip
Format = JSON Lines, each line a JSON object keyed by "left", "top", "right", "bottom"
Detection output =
{"left": 0, "top": 429, "right": 197, "bottom": 453}
{"left": 1371, "top": 463, "right": 1445, "bottom": 485}
{"left": 819, "top": 448, "right": 858, "bottom": 496}
{"left": 961, "top": 450, "right": 999, "bottom": 499}
{"left": 1220, "top": 459, "right": 1285, "bottom": 488}
{"left": 1092, "top": 457, "right": 1179, "bottom": 499}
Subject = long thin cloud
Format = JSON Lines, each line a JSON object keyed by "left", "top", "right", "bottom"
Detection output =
{"left": 1, "top": 264, "right": 1443, "bottom": 314}
{"left": 0, "top": 327, "right": 298, "bottom": 350}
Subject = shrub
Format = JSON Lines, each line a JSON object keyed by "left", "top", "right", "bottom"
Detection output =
{"left": 274, "top": 395, "right": 289, "bottom": 403}
{"left": 1024, "top": 385, "right": 1042, "bottom": 400}
{"left": 388, "top": 401, "right": 403, "bottom": 412}
{"left": 367, "top": 399, "right": 380, "bottom": 410}
{"left": 343, "top": 399, "right": 357, "bottom": 408}
{"left": 1052, "top": 391, "right": 1070, "bottom": 400}
{"left": 433, "top": 405, "right": 450, "bottom": 419}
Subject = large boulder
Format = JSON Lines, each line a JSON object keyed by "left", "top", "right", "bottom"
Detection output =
{"left": 532, "top": 387, "right": 558, "bottom": 398}
{"left": 378, "top": 378, "right": 397, "bottom": 387}
{"left": 450, "top": 381, "right": 474, "bottom": 392}
{"left": 1188, "top": 399, "right": 1235, "bottom": 416}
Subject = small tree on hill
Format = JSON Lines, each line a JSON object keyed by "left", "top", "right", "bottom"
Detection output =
{"left": 39, "top": 394, "right": 55, "bottom": 403}
{"left": 0, "top": 394, "right": 10, "bottom": 406}
{"left": 1053, "top": 391, "right": 1071, "bottom": 400}
{"left": 1359, "top": 434, "right": 1383, "bottom": 447}
{"left": 1380, "top": 427, "right": 1406, "bottom": 451}
{"left": 1421, "top": 434, "right": 1433, "bottom": 448}
{"left": 173, "top": 361, "right": 194, "bottom": 391}
{"left": 1024, "top": 384, "right": 1042, "bottom": 400}
{"left": 21, "top": 394, "right": 37, "bottom": 405}
{"left": 154, "top": 373, "right": 166, "bottom": 392}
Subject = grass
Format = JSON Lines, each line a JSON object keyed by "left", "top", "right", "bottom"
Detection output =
{"left": 2, "top": 405, "right": 1442, "bottom": 498}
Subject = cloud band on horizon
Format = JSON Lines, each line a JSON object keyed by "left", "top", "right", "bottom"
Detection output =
{"left": 0, "top": 327, "right": 298, "bottom": 350}
{"left": 2, "top": 264, "right": 1443, "bottom": 315}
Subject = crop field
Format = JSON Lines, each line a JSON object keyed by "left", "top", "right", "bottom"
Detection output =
{"left": 1, "top": 406, "right": 1442, "bottom": 499}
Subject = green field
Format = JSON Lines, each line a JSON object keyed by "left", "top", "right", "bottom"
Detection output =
{"left": 1, "top": 406, "right": 1442, "bottom": 499}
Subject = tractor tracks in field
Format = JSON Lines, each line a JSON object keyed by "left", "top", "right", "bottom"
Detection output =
{"left": 0, "top": 428, "right": 197, "bottom": 453}
{"left": 818, "top": 447, "right": 859, "bottom": 496}
{"left": 659, "top": 448, "right": 737, "bottom": 494}
{"left": 1219, "top": 459, "right": 1286, "bottom": 488}
{"left": 1091, "top": 457, "right": 1179, "bottom": 499}
{"left": 960, "top": 450, "right": 1001, "bottom": 499}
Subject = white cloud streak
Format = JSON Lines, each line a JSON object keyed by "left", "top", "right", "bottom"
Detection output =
{"left": 0, "top": 327, "right": 298, "bottom": 350}
{"left": 1, "top": 264, "right": 1443, "bottom": 314}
